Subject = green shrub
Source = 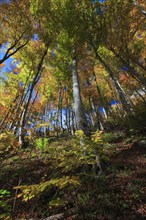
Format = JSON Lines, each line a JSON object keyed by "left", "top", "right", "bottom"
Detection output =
{"left": 0, "top": 189, "right": 11, "bottom": 219}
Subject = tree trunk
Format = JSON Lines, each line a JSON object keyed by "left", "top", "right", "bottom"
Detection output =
{"left": 8, "top": 74, "right": 32, "bottom": 131}
{"left": 0, "top": 93, "right": 19, "bottom": 129}
{"left": 18, "top": 43, "right": 49, "bottom": 147}
{"left": 72, "top": 52, "right": 89, "bottom": 135}
{"left": 110, "top": 47, "right": 146, "bottom": 88}
{"left": 95, "top": 52, "right": 133, "bottom": 114}
{"left": 92, "top": 71, "right": 108, "bottom": 119}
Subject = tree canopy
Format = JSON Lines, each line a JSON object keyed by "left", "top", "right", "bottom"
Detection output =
{"left": 0, "top": 1, "right": 146, "bottom": 218}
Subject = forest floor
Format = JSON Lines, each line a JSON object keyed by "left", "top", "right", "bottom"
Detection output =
{"left": 0, "top": 130, "right": 146, "bottom": 220}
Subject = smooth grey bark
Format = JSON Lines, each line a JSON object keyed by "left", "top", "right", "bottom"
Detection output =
{"left": 72, "top": 53, "right": 89, "bottom": 135}
{"left": 18, "top": 108, "right": 25, "bottom": 146}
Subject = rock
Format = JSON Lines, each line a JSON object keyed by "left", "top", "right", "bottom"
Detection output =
{"left": 28, "top": 214, "right": 64, "bottom": 220}
{"left": 43, "top": 213, "right": 64, "bottom": 220}
{"left": 137, "top": 140, "right": 146, "bottom": 148}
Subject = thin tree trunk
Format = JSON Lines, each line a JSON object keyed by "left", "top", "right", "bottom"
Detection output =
{"left": 0, "top": 93, "right": 19, "bottom": 129}
{"left": 91, "top": 96, "right": 104, "bottom": 130}
{"left": 18, "top": 108, "right": 26, "bottom": 147}
{"left": 88, "top": 96, "right": 95, "bottom": 127}
{"left": 26, "top": 91, "right": 38, "bottom": 120}
{"left": 18, "top": 43, "right": 49, "bottom": 146}
{"left": 92, "top": 71, "right": 108, "bottom": 119}
{"left": 57, "top": 84, "right": 64, "bottom": 132}
{"left": 134, "top": 89, "right": 146, "bottom": 104}
{"left": 110, "top": 47, "right": 146, "bottom": 88}
{"left": 95, "top": 52, "right": 133, "bottom": 114}
{"left": 9, "top": 74, "right": 32, "bottom": 130}
{"left": 131, "top": 57, "right": 146, "bottom": 72}
{"left": 132, "top": 0, "right": 146, "bottom": 17}
{"left": 64, "top": 90, "right": 70, "bottom": 133}
{"left": 43, "top": 100, "right": 48, "bottom": 137}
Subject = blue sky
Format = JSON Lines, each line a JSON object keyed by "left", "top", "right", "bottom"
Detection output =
{"left": 0, "top": 0, "right": 10, "bottom": 3}
{"left": 92, "top": 0, "right": 106, "bottom": 3}
{"left": 0, "top": 58, "right": 13, "bottom": 73}
{"left": 0, "top": 43, "right": 14, "bottom": 75}
{"left": 0, "top": 33, "right": 38, "bottom": 75}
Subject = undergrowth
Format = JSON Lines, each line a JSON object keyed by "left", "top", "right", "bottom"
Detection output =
{"left": 0, "top": 130, "right": 146, "bottom": 219}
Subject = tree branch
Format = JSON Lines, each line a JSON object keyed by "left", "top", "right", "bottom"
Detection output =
{"left": 0, "top": 31, "right": 30, "bottom": 64}
{"left": 133, "top": 0, "right": 146, "bottom": 17}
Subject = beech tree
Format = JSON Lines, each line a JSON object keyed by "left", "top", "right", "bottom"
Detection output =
{"left": 0, "top": 0, "right": 146, "bottom": 137}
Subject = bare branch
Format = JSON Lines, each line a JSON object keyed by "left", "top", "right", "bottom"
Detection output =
{"left": 0, "top": 31, "right": 30, "bottom": 64}
{"left": 133, "top": 0, "right": 146, "bottom": 17}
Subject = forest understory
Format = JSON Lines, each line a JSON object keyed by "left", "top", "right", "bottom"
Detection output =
{"left": 0, "top": 128, "right": 146, "bottom": 220}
